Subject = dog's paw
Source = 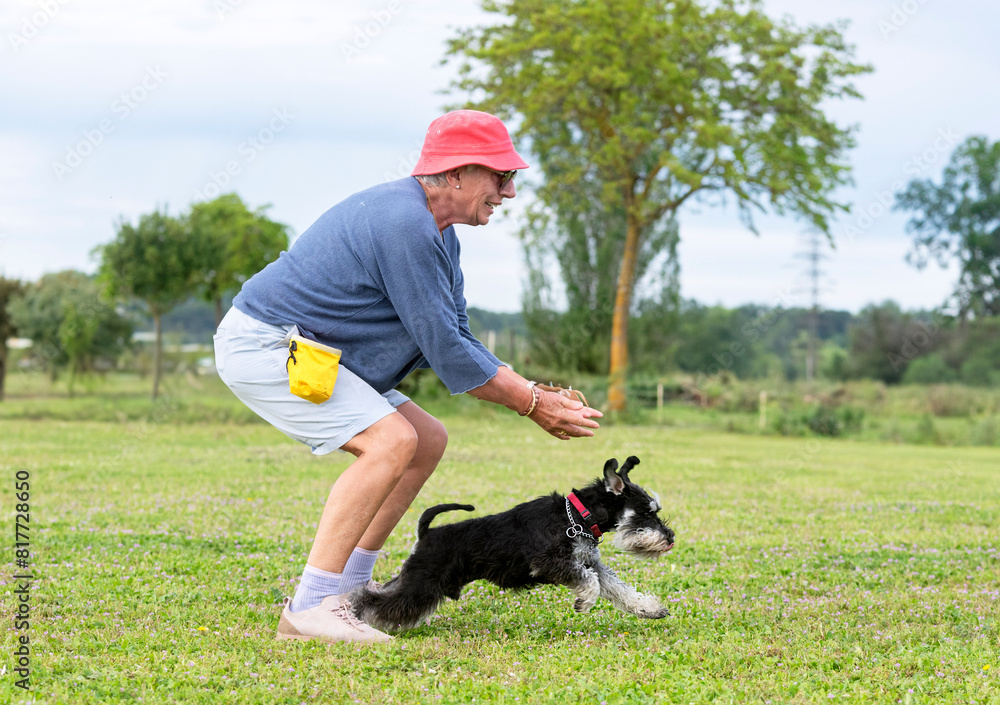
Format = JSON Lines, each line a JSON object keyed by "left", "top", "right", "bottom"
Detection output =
{"left": 635, "top": 594, "right": 669, "bottom": 619}
{"left": 638, "top": 606, "right": 670, "bottom": 619}
{"left": 573, "top": 597, "right": 596, "bottom": 613}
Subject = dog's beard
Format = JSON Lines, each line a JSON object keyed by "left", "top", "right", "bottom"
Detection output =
{"left": 611, "top": 526, "right": 675, "bottom": 558}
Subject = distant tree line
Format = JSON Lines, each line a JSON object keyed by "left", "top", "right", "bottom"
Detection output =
{"left": 4, "top": 274, "right": 999, "bottom": 402}
{"left": 520, "top": 299, "right": 1000, "bottom": 388}
{"left": 0, "top": 194, "right": 289, "bottom": 400}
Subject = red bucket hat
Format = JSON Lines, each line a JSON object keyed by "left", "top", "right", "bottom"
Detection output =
{"left": 411, "top": 110, "right": 530, "bottom": 176}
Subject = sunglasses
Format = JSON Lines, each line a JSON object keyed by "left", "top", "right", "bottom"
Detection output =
{"left": 482, "top": 166, "right": 517, "bottom": 190}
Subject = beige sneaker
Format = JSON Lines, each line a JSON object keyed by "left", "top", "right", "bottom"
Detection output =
{"left": 276, "top": 593, "right": 393, "bottom": 645}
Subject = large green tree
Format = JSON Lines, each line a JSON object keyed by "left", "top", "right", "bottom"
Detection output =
{"left": 447, "top": 0, "right": 870, "bottom": 410}
{"left": 188, "top": 194, "right": 290, "bottom": 326}
{"left": 521, "top": 173, "right": 680, "bottom": 374}
{"left": 95, "top": 210, "right": 202, "bottom": 400}
{"left": 0, "top": 277, "right": 25, "bottom": 400}
{"left": 895, "top": 135, "right": 1000, "bottom": 318}
{"left": 5, "top": 271, "right": 132, "bottom": 394}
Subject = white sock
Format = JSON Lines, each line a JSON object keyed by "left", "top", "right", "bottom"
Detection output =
{"left": 339, "top": 547, "right": 381, "bottom": 593}
{"left": 289, "top": 564, "right": 342, "bottom": 613}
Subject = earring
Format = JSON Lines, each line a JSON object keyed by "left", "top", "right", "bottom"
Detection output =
{"left": 456, "top": 185, "right": 460, "bottom": 189}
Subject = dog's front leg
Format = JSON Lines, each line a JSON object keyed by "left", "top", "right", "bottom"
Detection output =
{"left": 571, "top": 566, "right": 601, "bottom": 613}
{"left": 530, "top": 557, "right": 601, "bottom": 613}
{"left": 593, "top": 561, "right": 668, "bottom": 619}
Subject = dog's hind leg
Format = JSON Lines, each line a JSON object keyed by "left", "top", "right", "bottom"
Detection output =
{"left": 593, "top": 561, "right": 668, "bottom": 619}
{"left": 350, "top": 576, "right": 445, "bottom": 632}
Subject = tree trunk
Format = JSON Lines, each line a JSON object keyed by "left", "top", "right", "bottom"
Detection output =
{"left": 215, "top": 297, "right": 224, "bottom": 329}
{"left": 152, "top": 311, "right": 162, "bottom": 401}
{"left": 608, "top": 217, "right": 642, "bottom": 412}
{"left": 67, "top": 361, "right": 76, "bottom": 399}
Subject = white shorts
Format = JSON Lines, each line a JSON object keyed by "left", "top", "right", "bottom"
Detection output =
{"left": 213, "top": 307, "right": 409, "bottom": 455}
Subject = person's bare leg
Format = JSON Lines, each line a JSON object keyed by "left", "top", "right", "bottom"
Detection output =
{"left": 304, "top": 412, "right": 418, "bottom": 573}
{"left": 355, "top": 401, "right": 447, "bottom": 551}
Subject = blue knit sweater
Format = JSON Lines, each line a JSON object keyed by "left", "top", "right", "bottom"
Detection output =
{"left": 233, "top": 177, "right": 503, "bottom": 395}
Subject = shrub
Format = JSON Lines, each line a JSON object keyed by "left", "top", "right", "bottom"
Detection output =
{"left": 808, "top": 404, "right": 842, "bottom": 436}
{"left": 960, "top": 355, "right": 999, "bottom": 387}
{"left": 772, "top": 408, "right": 807, "bottom": 437}
{"left": 881, "top": 417, "right": 904, "bottom": 443}
{"left": 926, "top": 385, "right": 985, "bottom": 417}
{"left": 838, "top": 405, "right": 866, "bottom": 434}
{"left": 914, "top": 414, "right": 942, "bottom": 445}
{"left": 772, "top": 403, "right": 865, "bottom": 438}
{"left": 970, "top": 416, "right": 999, "bottom": 446}
{"left": 902, "top": 354, "right": 957, "bottom": 384}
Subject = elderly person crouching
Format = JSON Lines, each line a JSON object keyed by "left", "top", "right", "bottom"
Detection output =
{"left": 213, "top": 110, "right": 603, "bottom": 645}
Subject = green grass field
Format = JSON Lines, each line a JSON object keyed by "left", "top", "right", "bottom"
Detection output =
{"left": 2, "top": 376, "right": 999, "bottom": 703}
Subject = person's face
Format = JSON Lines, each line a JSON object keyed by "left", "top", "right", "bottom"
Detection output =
{"left": 461, "top": 165, "right": 517, "bottom": 226}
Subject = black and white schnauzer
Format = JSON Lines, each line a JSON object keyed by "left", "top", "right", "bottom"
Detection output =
{"left": 351, "top": 455, "right": 675, "bottom": 632}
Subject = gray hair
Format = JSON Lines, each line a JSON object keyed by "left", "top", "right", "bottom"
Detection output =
{"left": 414, "top": 173, "right": 450, "bottom": 187}
{"left": 415, "top": 165, "right": 479, "bottom": 188}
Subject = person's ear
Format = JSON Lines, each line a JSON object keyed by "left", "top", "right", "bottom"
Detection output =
{"left": 448, "top": 168, "right": 465, "bottom": 190}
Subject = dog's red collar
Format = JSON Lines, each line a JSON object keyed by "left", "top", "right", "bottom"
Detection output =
{"left": 566, "top": 492, "right": 602, "bottom": 542}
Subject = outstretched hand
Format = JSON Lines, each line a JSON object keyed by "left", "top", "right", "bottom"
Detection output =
{"left": 529, "top": 390, "right": 603, "bottom": 440}
{"left": 466, "top": 366, "right": 603, "bottom": 440}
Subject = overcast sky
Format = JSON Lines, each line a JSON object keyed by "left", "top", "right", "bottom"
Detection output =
{"left": 2, "top": 0, "right": 996, "bottom": 313}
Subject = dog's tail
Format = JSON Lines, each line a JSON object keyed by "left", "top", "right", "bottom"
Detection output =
{"left": 417, "top": 503, "right": 474, "bottom": 539}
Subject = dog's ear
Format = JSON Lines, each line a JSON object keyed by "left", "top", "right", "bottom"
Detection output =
{"left": 618, "top": 455, "right": 640, "bottom": 483}
{"left": 603, "top": 458, "right": 624, "bottom": 494}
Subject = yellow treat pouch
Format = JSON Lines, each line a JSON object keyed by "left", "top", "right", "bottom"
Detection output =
{"left": 286, "top": 335, "right": 342, "bottom": 404}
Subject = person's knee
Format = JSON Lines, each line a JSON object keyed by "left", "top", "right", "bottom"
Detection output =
{"left": 350, "top": 413, "right": 419, "bottom": 471}
{"left": 380, "top": 414, "right": 419, "bottom": 468}
{"left": 406, "top": 417, "right": 447, "bottom": 484}
{"left": 420, "top": 416, "right": 448, "bottom": 465}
